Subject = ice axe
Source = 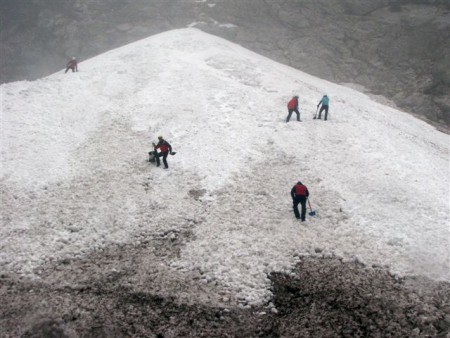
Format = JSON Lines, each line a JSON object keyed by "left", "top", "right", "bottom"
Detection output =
{"left": 313, "top": 106, "right": 319, "bottom": 119}
{"left": 308, "top": 199, "right": 316, "bottom": 216}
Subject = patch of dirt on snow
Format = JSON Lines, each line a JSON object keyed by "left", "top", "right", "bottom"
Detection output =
{"left": 1, "top": 251, "right": 449, "bottom": 337}
{"left": 188, "top": 189, "right": 207, "bottom": 201}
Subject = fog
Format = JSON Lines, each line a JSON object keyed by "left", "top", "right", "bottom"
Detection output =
{"left": 1, "top": 1, "right": 449, "bottom": 125}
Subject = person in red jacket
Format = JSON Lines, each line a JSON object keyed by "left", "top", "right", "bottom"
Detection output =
{"left": 286, "top": 95, "right": 301, "bottom": 122}
{"left": 152, "top": 136, "right": 173, "bottom": 169}
{"left": 291, "top": 181, "right": 310, "bottom": 221}
{"left": 65, "top": 57, "right": 78, "bottom": 73}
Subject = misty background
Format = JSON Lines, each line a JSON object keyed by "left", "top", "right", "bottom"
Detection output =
{"left": 1, "top": 0, "right": 449, "bottom": 128}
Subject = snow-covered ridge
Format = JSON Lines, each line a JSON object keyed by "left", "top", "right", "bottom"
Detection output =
{"left": 1, "top": 28, "right": 448, "bottom": 305}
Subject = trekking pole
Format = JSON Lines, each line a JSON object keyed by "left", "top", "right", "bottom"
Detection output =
{"left": 308, "top": 199, "right": 316, "bottom": 216}
{"left": 313, "top": 106, "right": 319, "bottom": 119}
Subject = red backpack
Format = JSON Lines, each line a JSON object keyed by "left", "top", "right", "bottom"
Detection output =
{"left": 295, "top": 184, "right": 307, "bottom": 196}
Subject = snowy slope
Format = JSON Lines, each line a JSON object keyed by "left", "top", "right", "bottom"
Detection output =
{"left": 1, "top": 28, "right": 449, "bottom": 305}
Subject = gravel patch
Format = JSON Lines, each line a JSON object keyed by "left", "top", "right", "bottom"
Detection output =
{"left": 1, "top": 244, "right": 449, "bottom": 337}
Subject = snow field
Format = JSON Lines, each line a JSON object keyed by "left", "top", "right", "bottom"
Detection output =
{"left": 1, "top": 28, "right": 448, "bottom": 305}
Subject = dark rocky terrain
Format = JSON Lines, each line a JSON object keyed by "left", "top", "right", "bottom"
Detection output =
{"left": 1, "top": 239, "right": 449, "bottom": 337}
{"left": 1, "top": 0, "right": 449, "bottom": 128}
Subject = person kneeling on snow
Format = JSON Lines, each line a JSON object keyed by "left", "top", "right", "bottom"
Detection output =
{"left": 291, "top": 181, "right": 309, "bottom": 221}
{"left": 152, "top": 136, "right": 173, "bottom": 169}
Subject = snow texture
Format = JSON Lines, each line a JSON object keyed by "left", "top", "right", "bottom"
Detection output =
{"left": 1, "top": 28, "right": 449, "bottom": 306}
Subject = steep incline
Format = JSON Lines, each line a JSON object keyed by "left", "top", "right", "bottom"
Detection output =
{"left": 1, "top": 28, "right": 448, "bottom": 305}
{"left": 1, "top": 0, "right": 449, "bottom": 126}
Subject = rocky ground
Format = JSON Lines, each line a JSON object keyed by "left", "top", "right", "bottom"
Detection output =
{"left": 2, "top": 235, "right": 449, "bottom": 337}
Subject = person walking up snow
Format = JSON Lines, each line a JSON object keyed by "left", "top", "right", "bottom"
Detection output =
{"left": 65, "top": 57, "right": 78, "bottom": 73}
{"left": 286, "top": 95, "right": 301, "bottom": 122}
{"left": 316, "top": 94, "right": 330, "bottom": 120}
{"left": 291, "top": 181, "right": 309, "bottom": 221}
{"left": 152, "top": 136, "right": 173, "bottom": 169}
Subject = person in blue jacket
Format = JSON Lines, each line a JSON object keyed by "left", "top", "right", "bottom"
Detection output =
{"left": 317, "top": 95, "right": 330, "bottom": 120}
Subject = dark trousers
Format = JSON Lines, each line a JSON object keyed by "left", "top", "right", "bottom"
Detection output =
{"left": 156, "top": 151, "right": 169, "bottom": 168}
{"left": 293, "top": 196, "right": 307, "bottom": 220}
{"left": 65, "top": 67, "right": 76, "bottom": 73}
{"left": 318, "top": 105, "right": 329, "bottom": 120}
{"left": 286, "top": 108, "right": 300, "bottom": 122}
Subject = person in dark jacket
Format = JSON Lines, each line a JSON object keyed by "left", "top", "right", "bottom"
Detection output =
{"left": 65, "top": 57, "right": 78, "bottom": 73}
{"left": 152, "top": 136, "right": 173, "bottom": 169}
{"left": 286, "top": 95, "right": 301, "bottom": 122}
{"left": 291, "top": 181, "right": 310, "bottom": 221}
{"left": 317, "top": 94, "right": 330, "bottom": 120}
